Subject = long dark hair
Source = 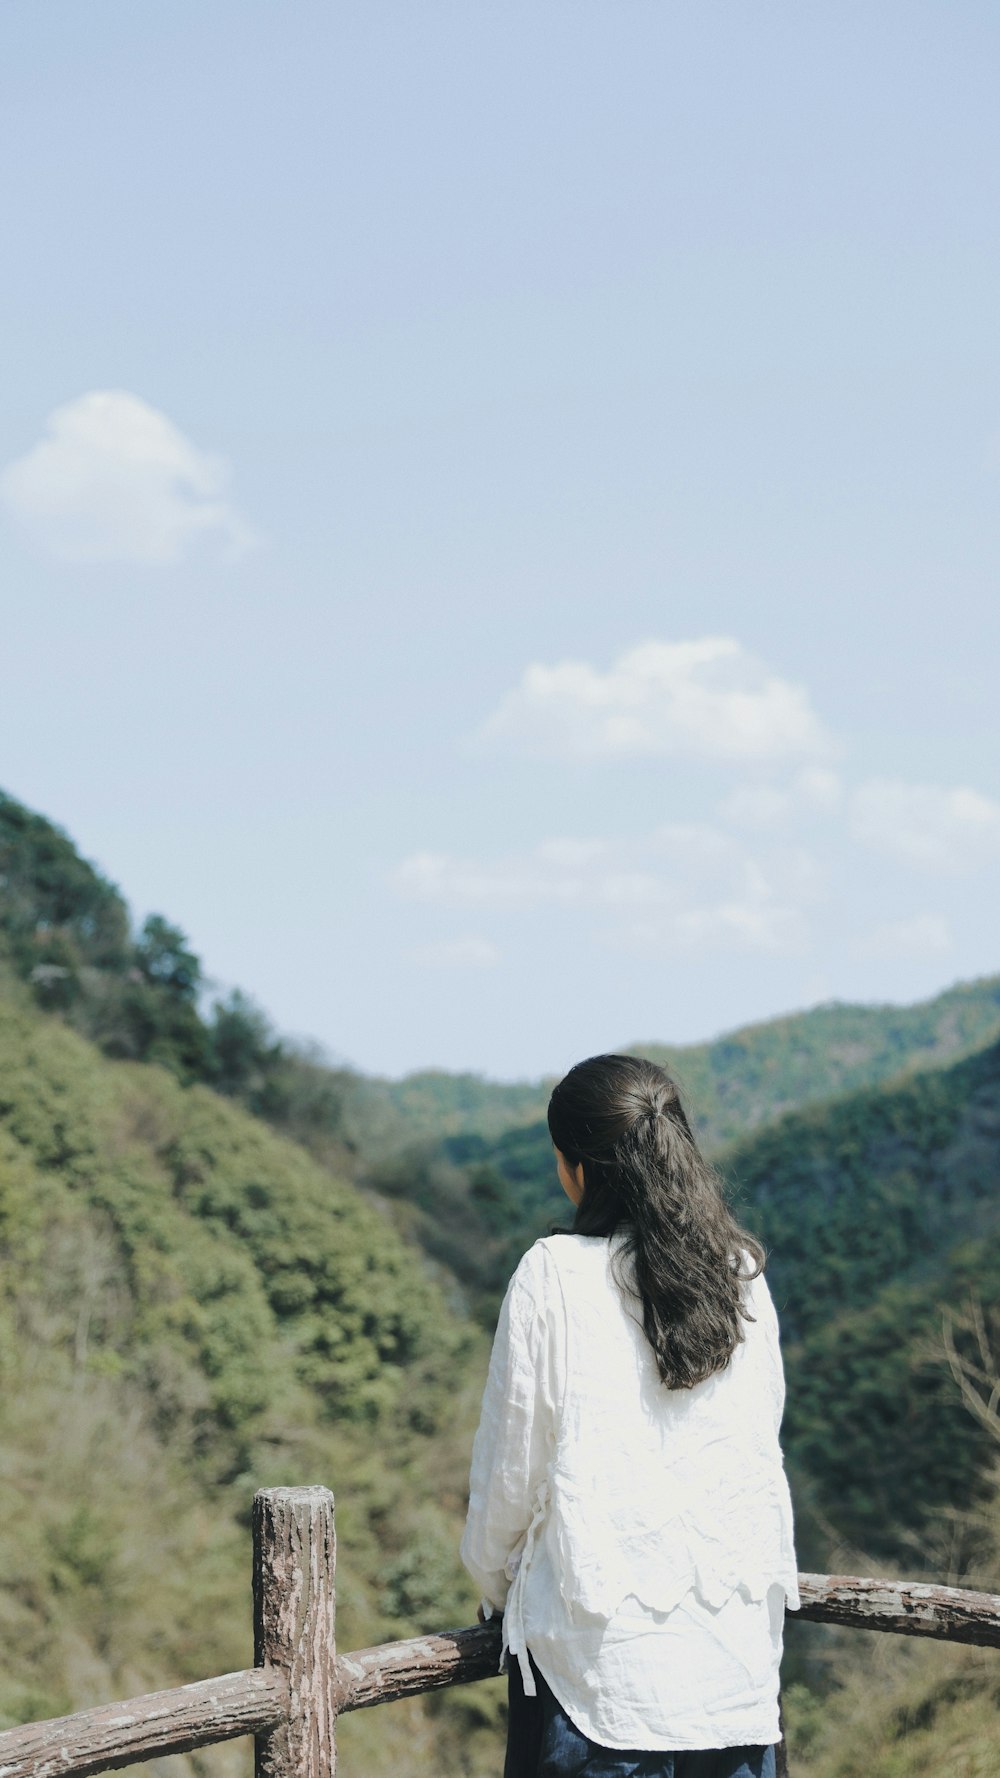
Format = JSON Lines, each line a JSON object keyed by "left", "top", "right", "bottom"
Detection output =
{"left": 547, "top": 1053, "right": 764, "bottom": 1390}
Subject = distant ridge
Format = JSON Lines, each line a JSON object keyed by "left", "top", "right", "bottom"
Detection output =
{"left": 3, "top": 781, "right": 998, "bottom": 1156}
{"left": 362, "top": 976, "right": 1000, "bottom": 1159}
{"left": 630, "top": 976, "right": 1000, "bottom": 1152}
{"left": 361, "top": 978, "right": 1000, "bottom": 1384}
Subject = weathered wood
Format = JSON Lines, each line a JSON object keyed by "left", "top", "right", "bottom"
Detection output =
{"left": 0, "top": 1669, "right": 284, "bottom": 1778}
{"left": 253, "top": 1487, "right": 337, "bottom": 1778}
{"left": 335, "top": 1622, "right": 503, "bottom": 1712}
{"left": 332, "top": 1573, "right": 1000, "bottom": 1717}
{"left": 790, "top": 1572, "right": 1000, "bottom": 1647}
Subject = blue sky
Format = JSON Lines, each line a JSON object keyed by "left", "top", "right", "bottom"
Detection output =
{"left": 2, "top": 2, "right": 998, "bottom": 1078}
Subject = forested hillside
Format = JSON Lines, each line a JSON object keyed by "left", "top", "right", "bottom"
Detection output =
{"left": 0, "top": 985, "right": 501, "bottom": 1778}
{"left": 367, "top": 977, "right": 1000, "bottom": 1328}
{"left": 363, "top": 974, "right": 1000, "bottom": 1153}
{"left": 732, "top": 1038, "right": 1000, "bottom": 1562}
{"left": 4, "top": 990, "right": 997, "bottom": 1778}
{"left": 637, "top": 985, "right": 1000, "bottom": 1149}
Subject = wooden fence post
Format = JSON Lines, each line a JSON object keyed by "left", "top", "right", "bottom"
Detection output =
{"left": 253, "top": 1487, "right": 337, "bottom": 1778}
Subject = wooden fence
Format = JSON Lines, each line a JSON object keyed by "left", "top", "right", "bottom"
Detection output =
{"left": 1, "top": 1486, "right": 999, "bottom": 1778}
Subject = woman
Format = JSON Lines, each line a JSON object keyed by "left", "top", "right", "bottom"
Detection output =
{"left": 460, "top": 1054, "right": 798, "bottom": 1778}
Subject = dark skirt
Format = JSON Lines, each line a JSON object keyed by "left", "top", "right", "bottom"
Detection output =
{"left": 504, "top": 1655, "right": 776, "bottom": 1778}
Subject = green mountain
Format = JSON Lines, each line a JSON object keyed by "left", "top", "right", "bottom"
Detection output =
{"left": 731, "top": 1037, "right": 1000, "bottom": 1561}
{"left": 0, "top": 984, "right": 500, "bottom": 1778}
{"left": 359, "top": 975, "right": 999, "bottom": 1148}
{"left": 3, "top": 981, "right": 996, "bottom": 1778}
{"left": 388, "top": 1032, "right": 1000, "bottom": 1569}
{"left": 4, "top": 784, "right": 1000, "bottom": 1777}
{"left": 364, "top": 977, "right": 1000, "bottom": 1161}
{"left": 5, "top": 784, "right": 1000, "bottom": 1556}
{"left": 635, "top": 984, "right": 1000, "bottom": 1150}
{"left": 364, "top": 978, "right": 1000, "bottom": 1327}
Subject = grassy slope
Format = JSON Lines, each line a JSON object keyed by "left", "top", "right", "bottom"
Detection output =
{"left": 0, "top": 986, "right": 504, "bottom": 1778}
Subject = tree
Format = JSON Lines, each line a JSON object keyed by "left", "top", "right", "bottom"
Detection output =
{"left": 209, "top": 991, "right": 278, "bottom": 1096}
{"left": 0, "top": 789, "right": 131, "bottom": 977}
{"left": 135, "top": 916, "right": 202, "bottom": 1000}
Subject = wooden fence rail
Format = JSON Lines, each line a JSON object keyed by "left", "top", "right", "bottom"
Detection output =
{"left": 1, "top": 1486, "right": 998, "bottom": 1778}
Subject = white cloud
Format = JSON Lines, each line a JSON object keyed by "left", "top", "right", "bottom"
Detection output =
{"left": 798, "top": 768, "right": 844, "bottom": 811}
{"left": 0, "top": 390, "right": 254, "bottom": 564}
{"left": 720, "top": 784, "right": 793, "bottom": 828}
{"left": 478, "top": 637, "right": 831, "bottom": 763}
{"left": 850, "top": 780, "right": 1000, "bottom": 874}
{"left": 396, "top": 847, "right": 606, "bottom": 907}
{"left": 396, "top": 840, "right": 665, "bottom": 910}
{"left": 617, "top": 827, "right": 817, "bottom": 956}
{"left": 621, "top": 898, "right": 807, "bottom": 957}
{"left": 395, "top": 824, "right": 816, "bottom": 957}
{"left": 861, "top": 913, "right": 954, "bottom": 958}
{"left": 410, "top": 936, "right": 500, "bottom": 969}
{"left": 720, "top": 767, "right": 843, "bottom": 830}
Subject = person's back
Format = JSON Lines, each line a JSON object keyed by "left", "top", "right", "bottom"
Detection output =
{"left": 461, "top": 1052, "right": 799, "bottom": 1777}
{"left": 489, "top": 1231, "right": 797, "bottom": 1749}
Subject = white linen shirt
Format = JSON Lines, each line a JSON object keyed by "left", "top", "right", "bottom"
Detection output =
{"left": 460, "top": 1231, "right": 799, "bottom": 1752}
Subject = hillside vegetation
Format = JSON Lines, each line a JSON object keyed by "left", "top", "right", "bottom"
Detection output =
{"left": 364, "top": 985, "right": 1000, "bottom": 1337}
{"left": 731, "top": 1039, "right": 1000, "bottom": 1562}
{"left": 785, "top": 1423, "right": 1000, "bottom": 1775}
{"left": 637, "top": 984, "right": 1000, "bottom": 1149}
{"left": 0, "top": 985, "right": 503, "bottom": 1778}
{"left": 4, "top": 992, "right": 997, "bottom": 1777}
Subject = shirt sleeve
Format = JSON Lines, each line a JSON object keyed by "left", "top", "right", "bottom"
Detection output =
{"left": 460, "top": 1241, "right": 563, "bottom": 1612}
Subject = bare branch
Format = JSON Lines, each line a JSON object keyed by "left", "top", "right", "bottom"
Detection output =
{"left": 942, "top": 1301, "right": 1000, "bottom": 1443}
